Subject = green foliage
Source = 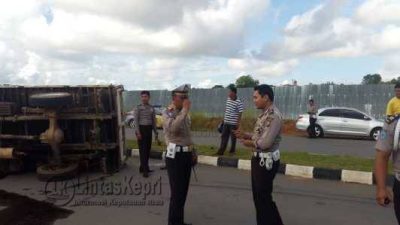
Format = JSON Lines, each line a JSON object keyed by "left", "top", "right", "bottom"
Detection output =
{"left": 190, "top": 111, "right": 257, "bottom": 132}
{"left": 235, "top": 75, "right": 259, "bottom": 88}
{"left": 362, "top": 74, "right": 382, "bottom": 84}
{"left": 212, "top": 85, "right": 224, "bottom": 89}
{"left": 226, "top": 83, "right": 236, "bottom": 89}
{"left": 388, "top": 77, "right": 400, "bottom": 84}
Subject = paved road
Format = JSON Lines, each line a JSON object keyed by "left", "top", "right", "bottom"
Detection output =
{"left": 126, "top": 129, "right": 377, "bottom": 158}
{"left": 0, "top": 158, "right": 396, "bottom": 225}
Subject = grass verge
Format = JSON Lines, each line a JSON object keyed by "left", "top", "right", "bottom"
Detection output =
{"left": 126, "top": 139, "right": 388, "bottom": 172}
{"left": 189, "top": 112, "right": 302, "bottom": 136}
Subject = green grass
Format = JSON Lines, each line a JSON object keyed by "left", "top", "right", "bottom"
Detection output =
{"left": 126, "top": 139, "right": 390, "bottom": 172}
{"left": 189, "top": 111, "right": 256, "bottom": 132}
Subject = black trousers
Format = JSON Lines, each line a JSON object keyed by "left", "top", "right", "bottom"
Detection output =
{"left": 309, "top": 117, "right": 317, "bottom": 137}
{"left": 166, "top": 152, "right": 192, "bottom": 225}
{"left": 251, "top": 157, "right": 283, "bottom": 225}
{"left": 218, "top": 124, "right": 238, "bottom": 154}
{"left": 394, "top": 178, "right": 400, "bottom": 224}
{"left": 138, "top": 125, "right": 153, "bottom": 172}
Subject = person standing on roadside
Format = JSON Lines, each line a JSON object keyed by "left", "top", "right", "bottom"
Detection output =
{"left": 307, "top": 99, "right": 318, "bottom": 138}
{"left": 134, "top": 91, "right": 159, "bottom": 178}
{"left": 163, "top": 84, "right": 195, "bottom": 225}
{"left": 234, "top": 84, "right": 284, "bottom": 225}
{"left": 215, "top": 85, "right": 244, "bottom": 156}
{"left": 375, "top": 83, "right": 400, "bottom": 224}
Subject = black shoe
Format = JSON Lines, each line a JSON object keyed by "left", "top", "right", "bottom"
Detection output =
{"left": 212, "top": 152, "right": 223, "bottom": 156}
{"left": 147, "top": 169, "right": 154, "bottom": 173}
{"left": 229, "top": 151, "right": 235, "bottom": 155}
{"left": 143, "top": 172, "right": 149, "bottom": 178}
{"left": 160, "top": 166, "right": 167, "bottom": 170}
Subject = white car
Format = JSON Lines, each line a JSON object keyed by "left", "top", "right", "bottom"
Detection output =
{"left": 296, "top": 107, "right": 383, "bottom": 140}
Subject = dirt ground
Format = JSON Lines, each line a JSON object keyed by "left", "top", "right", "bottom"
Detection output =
{"left": 283, "top": 120, "right": 305, "bottom": 136}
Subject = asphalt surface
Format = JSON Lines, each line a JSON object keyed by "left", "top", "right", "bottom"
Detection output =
{"left": 126, "top": 129, "right": 377, "bottom": 158}
{"left": 0, "top": 158, "right": 397, "bottom": 225}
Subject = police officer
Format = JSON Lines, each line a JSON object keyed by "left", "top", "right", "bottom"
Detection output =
{"left": 307, "top": 98, "right": 318, "bottom": 138}
{"left": 375, "top": 83, "right": 400, "bottom": 224}
{"left": 163, "top": 84, "right": 194, "bottom": 225}
{"left": 234, "top": 84, "right": 283, "bottom": 225}
{"left": 134, "top": 90, "right": 159, "bottom": 178}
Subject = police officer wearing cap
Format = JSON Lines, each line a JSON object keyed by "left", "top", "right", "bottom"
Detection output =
{"left": 163, "top": 84, "right": 195, "bottom": 225}
{"left": 134, "top": 90, "right": 159, "bottom": 178}
{"left": 234, "top": 84, "right": 284, "bottom": 225}
{"left": 375, "top": 83, "right": 400, "bottom": 224}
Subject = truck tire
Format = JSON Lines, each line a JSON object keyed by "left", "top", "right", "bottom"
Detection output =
{"left": 29, "top": 92, "right": 73, "bottom": 108}
{"left": 37, "top": 163, "right": 78, "bottom": 182}
{"left": 100, "top": 150, "right": 120, "bottom": 174}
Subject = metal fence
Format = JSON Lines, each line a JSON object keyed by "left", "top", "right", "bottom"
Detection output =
{"left": 123, "top": 84, "right": 395, "bottom": 120}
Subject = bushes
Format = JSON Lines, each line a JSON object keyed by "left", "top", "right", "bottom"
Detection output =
{"left": 190, "top": 112, "right": 256, "bottom": 132}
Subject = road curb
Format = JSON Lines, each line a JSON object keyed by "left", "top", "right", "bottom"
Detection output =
{"left": 130, "top": 149, "right": 386, "bottom": 186}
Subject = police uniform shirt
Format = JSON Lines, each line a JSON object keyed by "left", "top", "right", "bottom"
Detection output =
{"left": 307, "top": 104, "right": 317, "bottom": 115}
{"left": 252, "top": 105, "right": 283, "bottom": 152}
{"left": 162, "top": 106, "right": 193, "bottom": 147}
{"left": 376, "top": 120, "right": 400, "bottom": 174}
{"left": 134, "top": 104, "right": 157, "bottom": 133}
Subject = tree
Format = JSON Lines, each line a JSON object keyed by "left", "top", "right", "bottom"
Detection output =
{"left": 226, "top": 83, "right": 236, "bottom": 89}
{"left": 362, "top": 74, "right": 382, "bottom": 84}
{"left": 388, "top": 77, "right": 400, "bottom": 84}
{"left": 235, "top": 75, "right": 259, "bottom": 88}
{"left": 212, "top": 85, "right": 224, "bottom": 89}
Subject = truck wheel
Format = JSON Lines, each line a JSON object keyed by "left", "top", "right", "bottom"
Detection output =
{"left": 29, "top": 92, "right": 73, "bottom": 108}
{"left": 100, "top": 150, "right": 119, "bottom": 174}
{"left": 37, "top": 163, "right": 78, "bottom": 182}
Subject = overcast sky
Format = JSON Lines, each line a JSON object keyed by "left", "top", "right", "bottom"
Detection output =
{"left": 0, "top": 0, "right": 399, "bottom": 90}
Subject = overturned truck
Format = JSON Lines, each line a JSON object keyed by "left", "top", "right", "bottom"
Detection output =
{"left": 0, "top": 85, "right": 127, "bottom": 181}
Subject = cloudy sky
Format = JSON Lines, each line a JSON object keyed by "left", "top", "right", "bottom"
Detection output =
{"left": 0, "top": 0, "right": 399, "bottom": 90}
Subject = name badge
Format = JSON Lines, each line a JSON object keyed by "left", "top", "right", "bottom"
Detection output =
{"left": 166, "top": 143, "right": 177, "bottom": 159}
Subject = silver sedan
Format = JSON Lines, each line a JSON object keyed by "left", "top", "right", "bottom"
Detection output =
{"left": 296, "top": 107, "right": 383, "bottom": 140}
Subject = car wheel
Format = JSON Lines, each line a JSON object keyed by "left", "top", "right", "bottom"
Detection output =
{"left": 370, "top": 127, "right": 382, "bottom": 141}
{"left": 315, "top": 125, "right": 324, "bottom": 138}
{"left": 129, "top": 119, "right": 135, "bottom": 129}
